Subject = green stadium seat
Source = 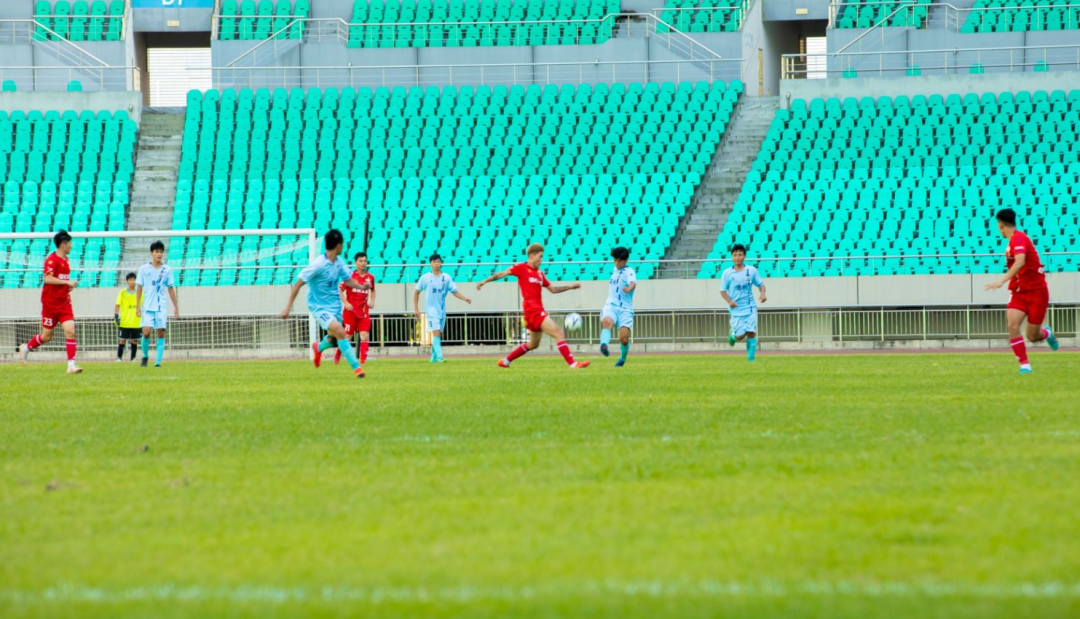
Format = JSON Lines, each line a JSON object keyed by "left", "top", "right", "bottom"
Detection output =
{"left": 962, "top": 0, "right": 1080, "bottom": 33}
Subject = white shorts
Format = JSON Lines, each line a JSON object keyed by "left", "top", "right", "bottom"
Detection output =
{"left": 425, "top": 313, "right": 446, "bottom": 333}
{"left": 311, "top": 307, "right": 340, "bottom": 331}
{"left": 141, "top": 310, "right": 168, "bottom": 330}
{"left": 601, "top": 304, "right": 635, "bottom": 330}
{"left": 730, "top": 311, "right": 758, "bottom": 337}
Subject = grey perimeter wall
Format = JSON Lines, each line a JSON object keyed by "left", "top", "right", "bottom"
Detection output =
{"left": 2, "top": 274, "right": 1078, "bottom": 318}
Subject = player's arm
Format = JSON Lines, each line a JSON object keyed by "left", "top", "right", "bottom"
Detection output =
{"left": 168, "top": 287, "right": 180, "bottom": 319}
{"left": 985, "top": 253, "right": 1025, "bottom": 291}
{"left": 342, "top": 278, "right": 368, "bottom": 291}
{"left": 758, "top": 283, "right": 767, "bottom": 304}
{"left": 546, "top": 282, "right": 581, "bottom": 294}
{"left": 622, "top": 281, "right": 637, "bottom": 294}
{"left": 136, "top": 284, "right": 143, "bottom": 317}
{"left": 368, "top": 283, "right": 375, "bottom": 309}
{"left": 44, "top": 274, "right": 76, "bottom": 288}
{"left": 280, "top": 278, "right": 306, "bottom": 319}
{"left": 114, "top": 294, "right": 121, "bottom": 326}
{"left": 413, "top": 288, "right": 422, "bottom": 318}
{"left": 720, "top": 290, "right": 737, "bottom": 308}
{"left": 452, "top": 290, "right": 472, "bottom": 304}
{"left": 340, "top": 285, "right": 352, "bottom": 313}
{"left": 476, "top": 268, "right": 511, "bottom": 290}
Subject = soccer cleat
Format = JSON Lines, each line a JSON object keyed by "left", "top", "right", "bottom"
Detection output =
{"left": 311, "top": 342, "right": 322, "bottom": 368}
{"left": 333, "top": 350, "right": 342, "bottom": 365}
{"left": 66, "top": 365, "right": 83, "bottom": 374}
{"left": 433, "top": 357, "right": 446, "bottom": 363}
{"left": 1044, "top": 327, "right": 1059, "bottom": 352}
{"left": 115, "top": 358, "right": 123, "bottom": 363}
{"left": 614, "top": 359, "right": 625, "bottom": 368}
{"left": 140, "top": 357, "right": 148, "bottom": 368}
{"left": 354, "top": 367, "right": 365, "bottom": 379}
{"left": 17, "top": 344, "right": 29, "bottom": 365}
{"left": 728, "top": 331, "right": 737, "bottom": 346}
{"left": 154, "top": 363, "right": 161, "bottom": 368}
{"left": 570, "top": 360, "right": 591, "bottom": 369}
{"left": 1019, "top": 364, "right": 1033, "bottom": 374}
{"left": 600, "top": 343, "right": 610, "bottom": 357}
{"left": 497, "top": 359, "right": 511, "bottom": 368}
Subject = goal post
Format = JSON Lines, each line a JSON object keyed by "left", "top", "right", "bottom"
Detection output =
{"left": 0, "top": 229, "right": 321, "bottom": 360}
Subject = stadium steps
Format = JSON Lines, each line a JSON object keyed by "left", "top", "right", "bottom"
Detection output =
{"left": 124, "top": 111, "right": 185, "bottom": 260}
{"left": 657, "top": 96, "right": 778, "bottom": 278}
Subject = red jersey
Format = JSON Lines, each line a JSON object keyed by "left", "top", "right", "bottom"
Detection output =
{"left": 509, "top": 262, "right": 550, "bottom": 315}
{"left": 1005, "top": 230, "right": 1047, "bottom": 293}
{"left": 339, "top": 270, "right": 375, "bottom": 316}
{"left": 42, "top": 252, "right": 72, "bottom": 308}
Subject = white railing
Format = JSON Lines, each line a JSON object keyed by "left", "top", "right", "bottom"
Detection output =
{"left": 652, "top": 2, "right": 751, "bottom": 32}
{"left": 204, "top": 58, "right": 744, "bottom": 91}
{"left": 830, "top": 1, "right": 1080, "bottom": 32}
{"left": 782, "top": 43, "right": 1080, "bottom": 78}
{"left": 0, "top": 65, "right": 139, "bottom": 92}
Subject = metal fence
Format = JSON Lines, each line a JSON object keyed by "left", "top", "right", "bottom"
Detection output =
{"left": 2, "top": 306, "right": 1076, "bottom": 357}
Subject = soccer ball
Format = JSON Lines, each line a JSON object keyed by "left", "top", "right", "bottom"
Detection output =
{"left": 564, "top": 312, "right": 583, "bottom": 332}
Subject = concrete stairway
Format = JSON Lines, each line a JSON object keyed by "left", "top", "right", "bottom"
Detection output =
{"left": 657, "top": 96, "right": 780, "bottom": 279}
{"left": 122, "top": 111, "right": 185, "bottom": 263}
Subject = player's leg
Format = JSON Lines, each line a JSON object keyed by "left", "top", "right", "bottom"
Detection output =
{"left": 1023, "top": 293, "right": 1058, "bottom": 352}
{"left": 117, "top": 331, "right": 126, "bottom": 361}
{"left": 615, "top": 325, "right": 632, "bottom": 367}
{"left": 335, "top": 314, "right": 354, "bottom": 365}
{"left": 358, "top": 327, "right": 370, "bottom": 364}
{"left": 128, "top": 336, "right": 138, "bottom": 361}
{"left": 746, "top": 311, "right": 759, "bottom": 361}
{"left": 600, "top": 307, "right": 614, "bottom": 357}
{"left": 1006, "top": 308, "right": 1031, "bottom": 373}
{"left": 19, "top": 318, "right": 53, "bottom": 363}
{"left": 431, "top": 328, "right": 444, "bottom": 362}
{"left": 61, "top": 319, "right": 81, "bottom": 373}
{"left": 327, "top": 319, "right": 364, "bottom": 377}
{"left": 154, "top": 327, "right": 167, "bottom": 366}
{"left": 499, "top": 327, "right": 541, "bottom": 368}
{"left": 541, "top": 316, "right": 588, "bottom": 369}
{"left": 140, "top": 318, "right": 152, "bottom": 367}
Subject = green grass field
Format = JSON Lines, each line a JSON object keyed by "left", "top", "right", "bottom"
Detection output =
{"left": 2, "top": 352, "right": 1079, "bottom": 618}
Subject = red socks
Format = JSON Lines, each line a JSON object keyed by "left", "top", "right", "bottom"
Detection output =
{"left": 360, "top": 340, "right": 369, "bottom": 363}
{"left": 1039, "top": 328, "right": 1050, "bottom": 342}
{"left": 556, "top": 341, "right": 575, "bottom": 366}
{"left": 1010, "top": 337, "right": 1028, "bottom": 365}
{"left": 505, "top": 343, "right": 530, "bottom": 363}
{"left": 66, "top": 339, "right": 77, "bottom": 361}
{"left": 26, "top": 334, "right": 44, "bottom": 351}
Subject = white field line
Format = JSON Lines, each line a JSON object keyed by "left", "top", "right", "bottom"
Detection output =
{"left": 2, "top": 580, "right": 1080, "bottom": 604}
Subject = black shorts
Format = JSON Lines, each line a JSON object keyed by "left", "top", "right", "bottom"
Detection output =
{"left": 119, "top": 327, "right": 141, "bottom": 340}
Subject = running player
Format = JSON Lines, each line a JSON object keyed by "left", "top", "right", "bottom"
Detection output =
{"left": 280, "top": 229, "right": 369, "bottom": 379}
{"left": 983, "top": 208, "right": 1059, "bottom": 374}
{"left": 476, "top": 243, "right": 590, "bottom": 369}
{"left": 136, "top": 241, "right": 180, "bottom": 368}
{"left": 114, "top": 272, "right": 139, "bottom": 362}
{"left": 599, "top": 246, "right": 636, "bottom": 367}
{"left": 414, "top": 253, "right": 472, "bottom": 363}
{"left": 16, "top": 230, "right": 82, "bottom": 373}
{"left": 720, "top": 244, "right": 767, "bottom": 362}
{"left": 335, "top": 251, "right": 375, "bottom": 366}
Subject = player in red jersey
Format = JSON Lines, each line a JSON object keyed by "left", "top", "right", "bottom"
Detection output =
{"left": 476, "top": 243, "right": 590, "bottom": 369}
{"left": 984, "top": 208, "right": 1059, "bottom": 374}
{"left": 335, "top": 251, "right": 376, "bottom": 365}
{"left": 16, "top": 230, "right": 82, "bottom": 373}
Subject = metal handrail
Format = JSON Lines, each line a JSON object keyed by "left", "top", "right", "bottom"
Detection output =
{"left": 781, "top": 43, "right": 1080, "bottom": 78}
{"left": 829, "top": 1, "right": 1080, "bottom": 31}
{"left": 835, "top": 3, "right": 918, "bottom": 54}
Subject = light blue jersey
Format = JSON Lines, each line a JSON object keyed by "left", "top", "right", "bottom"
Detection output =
{"left": 299, "top": 253, "right": 353, "bottom": 328}
{"left": 136, "top": 263, "right": 174, "bottom": 312}
{"left": 720, "top": 265, "right": 764, "bottom": 318}
{"left": 606, "top": 266, "right": 637, "bottom": 309}
{"left": 416, "top": 272, "right": 458, "bottom": 331}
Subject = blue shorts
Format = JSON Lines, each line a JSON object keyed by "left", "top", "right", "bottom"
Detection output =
{"left": 601, "top": 304, "right": 635, "bottom": 330}
{"left": 730, "top": 311, "right": 758, "bottom": 337}
{"left": 311, "top": 306, "right": 342, "bottom": 331}
{"left": 141, "top": 310, "right": 168, "bottom": 330}
{"left": 425, "top": 313, "right": 447, "bottom": 333}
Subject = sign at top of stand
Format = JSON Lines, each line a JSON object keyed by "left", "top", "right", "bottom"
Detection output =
{"left": 131, "top": 0, "right": 216, "bottom": 8}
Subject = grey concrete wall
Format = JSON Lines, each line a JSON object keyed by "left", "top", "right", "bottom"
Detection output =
{"left": 0, "top": 4, "right": 33, "bottom": 19}
{"left": 765, "top": 0, "right": 830, "bottom": 22}
{"left": 0, "top": 90, "right": 143, "bottom": 122}
{"left": 5, "top": 273, "right": 1078, "bottom": 319}
{"left": 134, "top": 8, "right": 215, "bottom": 32}
{"left": 740, "top": 0, "right": 764, "bottom": 90}
{"left": 533, "top": 38, "right": 647, "bottom": 85}
{"left": 781, "top": 68, "right": 1080, "bottom": 105}
{"left": 0, "top": 44, "right": 36, "bottom": 92}
{"left": 907, "top": 31, "right": 1026, "bottom": 76}
{"left": 309, "top": 0, "right": 353, "bottom": 20}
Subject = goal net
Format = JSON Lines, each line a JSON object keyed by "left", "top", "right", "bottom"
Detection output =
{"left": 0, "top": 229, "right": 320, "bottom": 360}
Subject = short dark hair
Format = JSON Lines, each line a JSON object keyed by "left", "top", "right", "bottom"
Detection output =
{"left": 353, "top": 252, "right": 367, "bottom": 262}
{"left": 996, "top": 208, "right": 1017, "bottom": 227}
{"left": 150, "top": 240, "right": 165, "bottom": 253}
{"left": 53, "top": 230, "right": 72, "bottom": 247}
{"left": 125, "top": 272, "right": 136, "bottom": 280}
{"left": 731, "top": 244, "right": 748, "bottom": 255}
{"left": 611, "top": 246, "right": 630, "bottom": 261}
{"left": 324, "top": 229, "right": 344, "bottom": 251}
{"left": 429, "top": 253, "right": 442, "bottom": 263}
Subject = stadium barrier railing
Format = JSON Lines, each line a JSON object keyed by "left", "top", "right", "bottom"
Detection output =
{"left": 829, "top": 1, "right": 1080, "bottom": 32}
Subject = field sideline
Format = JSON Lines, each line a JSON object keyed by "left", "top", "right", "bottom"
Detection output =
{"left": 2, "top": 353, "right": 1079, "bottom": 618}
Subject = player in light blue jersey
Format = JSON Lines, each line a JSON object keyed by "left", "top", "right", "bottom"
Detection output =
{"left": 599, "top": 246, "right": 637, "bottom": 367}
{"left": 280, "top": 229, "right": 370, "bottom": 379}
{"left": 414, "top": 253, "right": 472, "bottom": 363}
{"left": 719, "top": 244, "right": 767, "bottom": 362}
{"left": 135, "top": 240, "right": 179, "bottom": 368}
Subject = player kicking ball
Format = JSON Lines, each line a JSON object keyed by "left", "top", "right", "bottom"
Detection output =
{"left": 476, "top": 243, "right": 590, "bottom": 369}
{"left": 414, "top": 253, "right": 472, "bottom": 363}
{"left": 16, "top": 230, "right": 82, "bottom": 374}
{"left": 720, "top": 244, "right": 767, "bottom": 362}
{"left": 280, "top": 229, "right": 369, "bottom": 380}
{"left": 335, "top": 252, "right": 375, "bottom": 366}
{"left": 984, "top": 208, "right": 1059, "bottom": 374}
{"left": 600, "top": 246, "right": 636, "bottom": 367}
{"left": 136, "top": 241, "right": 180, "bottom": 368}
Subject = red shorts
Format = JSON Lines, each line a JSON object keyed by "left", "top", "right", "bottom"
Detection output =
{"left": 342, "top": 310, "right": 371, "bottom": 335}
{"left": 524, "top": 309, "right": 549, "bottom": 333}
{"left": 41, "top": 304, "right": 75, "bottom": 330}
{"left": 1008, "top": 287, "right": 1049, "bottom": 324}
